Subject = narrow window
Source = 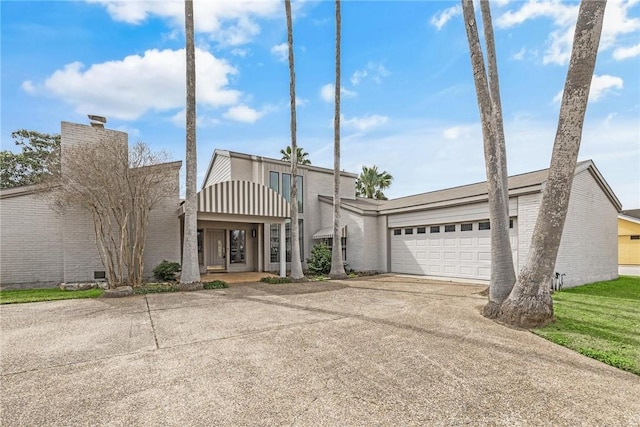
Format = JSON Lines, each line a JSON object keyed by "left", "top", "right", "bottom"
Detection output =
{"left": 197, "top": 229, "right": 204, "bottom": 266}
{"left": 393, "top": 229, "right": 401, "bottom": 236}
{"left": 461, "top": 223, "right": 473, "bottom": 231}
{"left": 284, "top": 219, "right": 304, "bottom": 262}
{"left": 229, "top": 230, "right": 246, "bottom": 264}
{"left": 282, "top": 173, "right": 291, "bottom": 203}
{"left": 509, "top": 219, "right": 514, "bottom": 229}
{"left": 430, "top": 226, "right": 440, "bottom": 233}
{"left": 445, "top": 224, "right": 455, "bottom": 232}
{"left": 269, "top": 171, "right": 279, "bottom": 193}
{"left": 405, "top": 228, "right": 413, "bottom": 235}
{"left": 270, "top": 224, "right": 280, "bottom": 263}
{"left": 417, "top": 227, "right": 426, "bottom": 234}
{"left": 479, "top": 221, "right": 490, "bottom": 230}
{"left": 296, "top": 175, "right": 304, "bottom": 213}
{"left": 631, "top": 235, "right": 640, "bottom": 240}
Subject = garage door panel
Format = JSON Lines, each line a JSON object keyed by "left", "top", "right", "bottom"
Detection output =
{"left": 443, "top": 252, "right": 456, "bottom": 261}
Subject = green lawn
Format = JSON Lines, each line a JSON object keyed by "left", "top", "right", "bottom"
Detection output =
{"left": 0, "top": 287, "right": 104, "bottom": 304}
{"left": 534, "top": 276, "right": 640, "bottom": 375}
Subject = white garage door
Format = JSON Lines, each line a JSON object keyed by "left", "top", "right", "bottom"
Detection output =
{"left": 390, "top": 221, "right": 517, "bottom": 281}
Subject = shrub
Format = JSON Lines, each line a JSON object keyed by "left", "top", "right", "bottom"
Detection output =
{"left": 306, "top": 243, "right": 332, "bottom": 275}
{"left": 203, "top": 280, "right": 228, "bottom": 290}
{"left": 260, "top": 276, "right": 292, "bottom": 284}
{"left": 152, "top": 260, "right": 181, "bottom": 282}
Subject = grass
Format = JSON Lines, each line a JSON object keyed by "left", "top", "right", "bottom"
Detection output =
{"left": 534, "top": 275, "right": 640, "bottom": 375}
{"left": 0, "top": 288, "right": 103, "bottom": 304}
{"left": 203, "top": 280, "right": 228, "bottom": 289}
{"left": 260, "top": 276, "right": 292, "bottom": 284}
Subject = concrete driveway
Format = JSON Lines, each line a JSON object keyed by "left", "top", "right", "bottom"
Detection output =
{"left": 1, "top": 276, "right": 638, "bottom": 426}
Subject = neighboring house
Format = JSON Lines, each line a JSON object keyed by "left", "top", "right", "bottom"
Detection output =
{"left": 0, "top": 120, "right": 622, "bottom": 289}
{"left": 618, "top": 209, "right": 640, "bottom": 276}
{"left": 0, "top": 121, "right": 181, "bottom": 289}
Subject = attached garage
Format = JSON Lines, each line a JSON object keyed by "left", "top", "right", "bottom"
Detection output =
{"left": 390, "top": 220, "right": 517, "bottom": 281}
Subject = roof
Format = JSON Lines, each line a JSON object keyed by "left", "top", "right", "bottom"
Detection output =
{"left": 320, "top": 160, "right": 622, "bottom": 215}
{"left": 202, "top": 148, "right": 359, "bottom": 190}
{"left": 621, "top": 209, "right": 640, "bottom": 220}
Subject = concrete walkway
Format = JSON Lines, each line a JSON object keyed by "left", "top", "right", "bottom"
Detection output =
{"left": 1, "top": 276, "right": 639, "bottom": 426}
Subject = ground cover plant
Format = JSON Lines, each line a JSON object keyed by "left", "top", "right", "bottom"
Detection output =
{"left": 203, "top": 280, "right": 228, "bottom": 289}
{"left": 534, "top": 276, "right": 640, "bottom": 375}
{"left": 260, "top": 276, "right": 292, "bottom": 284}
{"left": 0, "top": 288, "right": 103, "bottom": 304}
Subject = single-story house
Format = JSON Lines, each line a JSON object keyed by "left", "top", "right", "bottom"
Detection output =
{"left": 0, "top": 121, "right": 622, "bottom": 289}
{"left": 618, "top": 209, "right": 640, "bottom": 276}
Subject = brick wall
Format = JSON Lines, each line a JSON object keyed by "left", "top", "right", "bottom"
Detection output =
{"left": 0, "top": 192, "right": 64, "bottom": 289}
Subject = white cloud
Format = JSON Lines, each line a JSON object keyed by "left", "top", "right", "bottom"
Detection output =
{"left": 430, "top": 5, "right": 461, "bottom": 31}
{"left": 613, "top": 43, "right": 640, "bottom": 60}
{"left": 270, "top": 43, "right": 288, "bottom": 62}
{"left": 512, "top": 47, "right": 526, "bottom": 61}
{"left": 230, "top": 48, "right": 250, "bottom": 57}
{"left": 350, "top": 62, "right": 390, "bottom": 86}
{"left": 351, "top": 69, "right": 367, "bottom": 86}
{"left": 319, "top": 83, "right": 357, "bottom": 103}
{"left": 39, "top": 48, "right": 240, "bottom": 121}
{"left": 342, "top": 114, "right": 388, "bottom": 132}
{"left": 295, "top": 97, "right": 308, "bottom": 107}
{"left": 223, "top": 105, "right": 263, "bottom": 123}
{"left": 86, "top": 0, "right": 281, "bottom": 46}
{"left": 443, "top": 125, "right": 476, "bottom": 140}
{"left": 552, "top": 74, "right": 623, "bottom": 103}
{"left": 496, "top": 0, "right": 640, "bottom": 66}
{"left": 21, "top": 80, "right": 36, "bottom": 94}
{"left": 170, "top": 109, "right": 221, "bottom": 128}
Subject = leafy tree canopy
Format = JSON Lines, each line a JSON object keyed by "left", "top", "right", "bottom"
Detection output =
{"left": 280, "top": 146, "right": 311, "bottom": 165}
{"left": 0, "top": 130, "right": 60, "bottom": 189}
{"left": 355, "top": 165, "right": 393, "bottom": 200}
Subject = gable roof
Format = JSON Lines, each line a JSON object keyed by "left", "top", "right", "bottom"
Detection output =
{"left": 323, "top": 160, "right": 621, "bottom": 215}
{"left": 621, "top": 209, "right": 640, "bottom": 220}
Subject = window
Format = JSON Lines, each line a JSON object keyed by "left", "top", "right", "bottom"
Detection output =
{"left": 94, "top": 271, "right": 106, "bottom": 280}
{"left": 479, "top": 221, "right": 490, "bottom": 230}
{"left": 282, "top": 173, "right": 291, "bottom": 203}
{"left": 417, "top": 227, "right": 426, "bottom": 234}
{"left": 393, "top": 229, "right": 401, "bottom": 236}
{"left": 269, "top": 171, "right": 279, "bottom": 192}
{"left": 430, "top": 226, "right": 440, "bottom": 233}
{"left": 631, "top": 235, "right": 640, "bottom": 240}
{"left": 271, "top": 220, "right": 303, "bottom": 262}
{"left": 461, "top": 223, "right": 473, "bottom": 231}
{"left": 296, "top": 175, "right": 304, "bottom": 213}
{"left": 509, "top": 219, "right": 514, "bottom": 229}
{"left": 322, "top": 236, "right": 347, "bottom": 261}
{"left": 405, "top": 228, "right": 413, "bottom": 235}
{"left": 197, "top": 229, "right": 204, "bottom": 265}
{"left": 270, "top": 224, "right": 280, "bottom": 263}
{"left": 229, "top": 230, "right": 246, "bottom": 264}
{"left": 445, "top": 225, "right": 455, "bottom": 232}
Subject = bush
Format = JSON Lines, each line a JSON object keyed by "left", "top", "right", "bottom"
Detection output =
{"left": 152, "top": 260, "right": 181, "bottom": 282}
{"left": 260, "top": 276, "right": 292, "bottom": 284}
{"left": 306, "top": 243, "right": 332, "bottom": 275}
{"left": 203, "top": 280, "right": 228, "bottom": 290}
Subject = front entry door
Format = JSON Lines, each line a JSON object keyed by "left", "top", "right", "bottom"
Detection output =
{"left": 207, "top": 230, "right": 226, "bottom": 270}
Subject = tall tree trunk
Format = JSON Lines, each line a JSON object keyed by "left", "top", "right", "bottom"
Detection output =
{"left": 462, "top": 0, "right": 516, "bottom": 318}
{"left": 285, "top": 0, "right": 304, "bottom": 280}
{"left": 181, "top": 0, "right": 201, "bottom": 285}
{"left": 499, "top": 0, "right": 607, "bottom": 328}
{"left": 330, "top": 0, "right": 347, "bottom": 279}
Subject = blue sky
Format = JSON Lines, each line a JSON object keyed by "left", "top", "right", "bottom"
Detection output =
{"left": 2, "top": 0, "right": 639, "bottom": 208}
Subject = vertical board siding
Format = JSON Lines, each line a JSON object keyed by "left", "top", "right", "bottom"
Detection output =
{"left": 198, "top": 180, "right": 290, "bottom": 218}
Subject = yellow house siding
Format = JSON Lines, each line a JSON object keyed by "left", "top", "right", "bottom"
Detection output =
{"left": 618, "top": 217, "right": 640, "bottom": 265}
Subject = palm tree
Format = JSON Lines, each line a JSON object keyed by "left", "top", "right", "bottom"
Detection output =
{"left": 180, "top": 0, "right": 201, "bottom": 286}
{"left": 499, "top": 0, "right": 607, "bottom": 328}
{"left": 329, "top": 0, "right": 346, "bottom": 278}
{"left": 462, "top": 0, "right": 515, "bottom": 318}
{"left": 284, "top": 0, "right": 304, "bottom": 280}
{"left": 355, "top": 165, "right": 393, "bottom": 200}
{"left": 280, "top": 146, "right": 311, "bottom": 165}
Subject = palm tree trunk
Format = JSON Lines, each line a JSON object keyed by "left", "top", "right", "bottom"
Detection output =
{"left": 285, "top": 0, "right": 304, "bottom": 280}
{"left": 462, "top": 0, "right": 516, "bottom": 318}
{"left": 330, "top": 0, "right": 347, "bottom": 279}
{"left": 499, "top": 0, "right": 607, "bottom": 328}
{"left": 180, "top": 0, "right": 201, "bottom": 285}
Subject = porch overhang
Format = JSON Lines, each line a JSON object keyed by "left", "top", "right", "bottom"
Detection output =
{"left": 313, "top": 226, "right": 347, "bottom": 240}
{"left": 179, "top": 180, "right": 291, "bottom": 219}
